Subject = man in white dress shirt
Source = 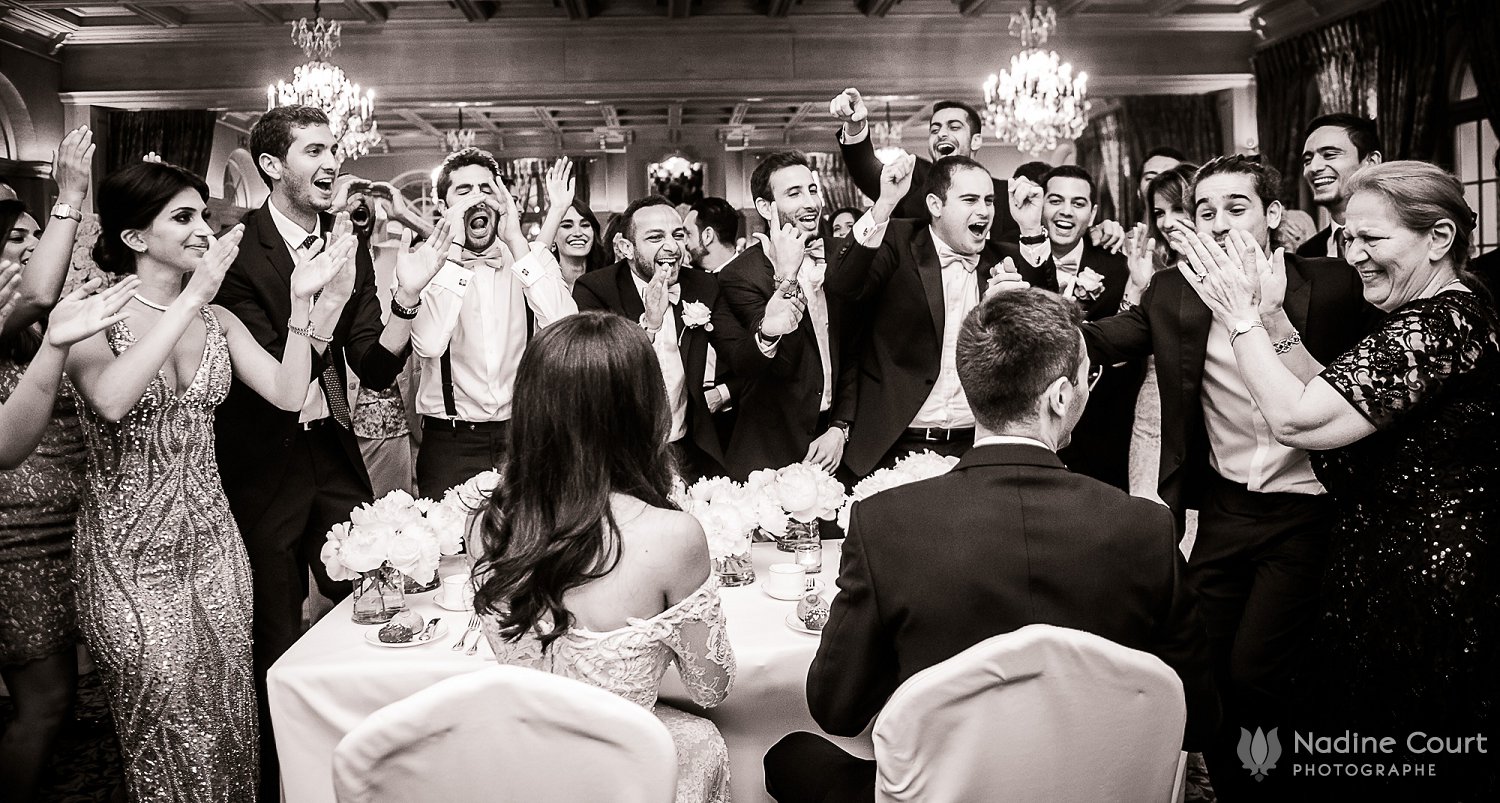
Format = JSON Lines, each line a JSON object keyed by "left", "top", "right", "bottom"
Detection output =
{"left": 409, "top": 148, "right": 577, "bottom": 496}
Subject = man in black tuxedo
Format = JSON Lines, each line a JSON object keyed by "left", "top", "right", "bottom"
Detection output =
{"left": 1069, "top": 156, "right": 1377, "bottom": 802}
{"left": 1296, "top": 114, "right": 1382, "bottom": 260}
{"left": 710, "top": 151, "right": 857, "bottom": 480}
{"left": 1002, "top": 165, "right": 1142, "bottom": 490}
{"left": 826, "top": 154, "right": 1050, "bottom": 476}
{"left": 574, "top": 196, "right": 731, "bottom": 481}
{"left": 213, "top": 105, "right": 442, "bottom": 801}
{"left": 763, "top": 288, "right": 1218, "bottom": 803}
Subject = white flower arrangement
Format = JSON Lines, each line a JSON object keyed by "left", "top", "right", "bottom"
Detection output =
{"left": 747, "top": 462, "right": 846, "bottom": 524}
{"left": 836, "top": 451, "right": 961, "bottom": 531}
{"left": 320, "top": 487, "right": 473, "bottom": 585}
{"left": 673, "top": 477, "right": 780, "bottom": 559}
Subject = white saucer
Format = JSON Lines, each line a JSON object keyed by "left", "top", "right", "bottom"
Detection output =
{"left": 762, "top": 578, "right": 825, "bottom": 601}
{"left": 365, "top": 621, "right": 450, "bottom": 648}
{"left": 784, "top": 612, "right": 823, "bottom": 636}
{"left": 434, "top": 595, "right": 473, "bottom": 612}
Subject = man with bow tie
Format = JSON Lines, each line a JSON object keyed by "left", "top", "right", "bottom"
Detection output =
{"left": 574, "top": 196, "right": 733, "bottom": 482}
{"left": 1005, "top": 165, "right": 1140, "bottom": 491}
{"left": 830, "top": 154, "right": 1051, "bottom": 476}
{"left": 711, "top": 151, "right": 858, "bottom": 480}
{"left": 409, "top": 148, "right": 577, "bottom": 496}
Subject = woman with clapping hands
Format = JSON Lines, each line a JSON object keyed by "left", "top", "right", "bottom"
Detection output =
{"left": 1176, "top": 161, "right": 1499, "bottom": 798}
{"left": 62, "top": 160, "right": 358, "bottom": 802}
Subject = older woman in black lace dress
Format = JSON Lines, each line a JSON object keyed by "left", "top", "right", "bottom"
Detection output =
{"left": 1175, "top": 161, "right": 1497, "bottom": 798}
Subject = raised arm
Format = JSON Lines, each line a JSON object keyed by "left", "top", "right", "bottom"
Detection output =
{"left": 67, "top": 226, "right": 244, "bottom": 423}
{"left": 532, "top": 158, "right": 575, "bottom": 252}
{"left": 4, "top": 127, "right": 95, "bottom": 335}
{"left": 825, "top": 153, "right": 915, "bottom": 303}
{"left": 217, "top": 229, "right": 358, "bottom": 411}
{"left": 828, "top": 87, "right": 885, "bottom": 202}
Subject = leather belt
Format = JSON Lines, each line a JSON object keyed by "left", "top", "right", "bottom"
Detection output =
{"left": 904, "top": 426, "right": 975, "bottom": 443}
{"left": 422, "top": 416, "right": 509, "bottom": 432}
{"left": 300, "top": 418, "right": 335, "bottom": 431}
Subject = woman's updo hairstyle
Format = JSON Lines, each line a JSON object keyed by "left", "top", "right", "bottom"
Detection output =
{"left": 92, "top": 161, "right": 209, "bottom": 275}
{"left": 1342, "top": 160, "right": 1476, "bottom": 274}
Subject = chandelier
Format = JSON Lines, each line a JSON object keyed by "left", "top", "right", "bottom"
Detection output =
{"left": 267, "top": 0, "right": 381, "bottom": 159}
{"left": 872, "top": 103, "right": 905, "bottom": 165}
{"left": 982, "top": 0, "right": 1090, "bottom": 155}
{"left": 443, "top": 106, "right": 477, "bottom": 153}
{"left": 649, "top": 155, "right": 701, "bottom": 182}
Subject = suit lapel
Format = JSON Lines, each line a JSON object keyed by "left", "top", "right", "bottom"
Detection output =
{"left": 254, "top": 204, "right": 297, "bottom": 296}
{"left": 1176, "top": 270, "right": 1212, "bottom": 400}
{"left": 614, "top": 264, "right": 648, "bottom": 321}
{"left": 911, "top": 228, "right": 946, "bottom": 344}
{"left": 1283, "top": 255, "right": 1314, "bottom": 335}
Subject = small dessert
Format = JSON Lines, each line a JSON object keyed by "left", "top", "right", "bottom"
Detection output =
{"left": 377, "top": 609, "right": 425, "bottom": 643}
{"left": 797, "top": 592, "right": 830, "bottom": 631}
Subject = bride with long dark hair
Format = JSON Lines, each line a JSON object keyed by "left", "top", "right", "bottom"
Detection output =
{"left": 471, "top": 309, "right": 735, "bottom": 803}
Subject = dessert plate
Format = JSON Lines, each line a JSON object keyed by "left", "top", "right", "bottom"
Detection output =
{"left": 784, "top": 612, "right": 823, "bottom": 636}
{"left": 365, "top": 622, "right": 449, "bottom": 648}
{"left": 762, "top": 578, "right": 825, "bottom": 601}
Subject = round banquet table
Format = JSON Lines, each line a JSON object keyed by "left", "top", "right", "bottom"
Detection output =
{"left": 267, "top": 540, "right": 873, "bottom": 803}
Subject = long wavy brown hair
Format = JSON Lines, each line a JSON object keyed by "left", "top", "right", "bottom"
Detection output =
{"left": 470, "top": 310, "right": 677, "bottom": 649}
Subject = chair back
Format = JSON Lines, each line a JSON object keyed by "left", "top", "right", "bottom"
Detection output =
{"left": 873, "top": 624, "right": 1187, "bottom": 803}
{"left": 333, "top": 665, "right": 677, "bottom": 803}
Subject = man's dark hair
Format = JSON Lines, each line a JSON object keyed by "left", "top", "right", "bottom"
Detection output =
{"left": 1193, "top": 155, "right": 1282, "bottom": 211}
{"left": 932, "top": 100, "right": 982, "bottom": 136}
{"left": 436, "top": 147, "right": 502, "bottom": 201}
{"left": 750, "top": 151, "right": 812, "bottom": 203}
{"left": 1142, "top": 146, "right": 1187, "bottom": 166}
{"left": 957, "top": 288, "right": 1083, "bottom": 429}
{"left": 923, "top": 155, "right": 989, "bottom": 202}
{"left": 688, "top": 197, "right": 739, "bottom": 245}
{"left": 1300, "top": 113, "right": 1382, "bottom": 160}
{"left": 1013, "top": 161, "right": 1052, "bottom": 184}
{"left": 250, "top": 105, "right": 331, "bottom": 188}
{"left": 1042, "top": 164, "right": 1098, "bottom": 205}
{"left": 618, "top": 195, "right": 675, "bottom": 241}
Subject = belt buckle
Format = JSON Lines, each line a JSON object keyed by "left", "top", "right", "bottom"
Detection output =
{"left": 923, "top": 427, "right": 942, "bottom": 442}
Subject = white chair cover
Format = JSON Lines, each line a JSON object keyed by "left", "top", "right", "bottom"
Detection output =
{"left": 332, "top": 665, "right": 678, "bottom": 803}
{"left": 873, "top": 624, "right": 1188, "bottom": 803}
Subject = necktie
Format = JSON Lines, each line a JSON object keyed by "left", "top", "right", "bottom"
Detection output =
{"left": 298, "top": 233, "right": 350, "bottom": 429}
{"left": 300, "top": 234, "right": 319, "bottom": 251}
{"left": 1333, "top": 228, "right": 1345, "bottom": 260}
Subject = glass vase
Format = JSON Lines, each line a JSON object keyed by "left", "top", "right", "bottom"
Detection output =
{"left": 776, "top": 519, "right": 818, "bottom": 552}
{"left": 712, "top": 549, "right": 756, "bottom": 587}
{"left": 351, "top": 563, "right": 406, "bottom": 624}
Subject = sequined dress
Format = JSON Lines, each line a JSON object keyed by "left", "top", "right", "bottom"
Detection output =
{"left": 481, "top": 576, "right": 736, "bottom": 803}
{"left": 1312, "top": 290, "right": 1498, "bottom": 792}
{"left": 0, "top": 357, "right": 84, "bottom": 667}
{"left": 71, "top": 308, "right": 258, "bottom": 802}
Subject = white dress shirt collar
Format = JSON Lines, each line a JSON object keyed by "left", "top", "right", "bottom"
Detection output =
{"left": 973, "top": 434, "right": 1053, "bottom": 451}
{"left": 266, "top": 197, "right": 321, "bottom": 252}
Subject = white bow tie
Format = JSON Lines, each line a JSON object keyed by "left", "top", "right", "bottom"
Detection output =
{"left": 936, "top": 245, "right": 980, "bottom": 273}
{"left": 667, "top": 283, "right": 682, "bottom": 305}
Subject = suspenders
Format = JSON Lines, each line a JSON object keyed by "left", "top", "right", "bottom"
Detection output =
{"left": 439, "top": 304, "right": 535, "bottom": 419}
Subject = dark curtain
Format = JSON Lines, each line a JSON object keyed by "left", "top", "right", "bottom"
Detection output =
{"left": 1458, "top": 0, "right": 1500, "bottom": 132}
{"left": 1252, "top": 0, "right": 1453, "bottom": 207}
{"left": 102, "top": 109, "right": 217, "bottom": 178}
{"left": 1078, "top": 94, "right": 1224, "bottom": 223}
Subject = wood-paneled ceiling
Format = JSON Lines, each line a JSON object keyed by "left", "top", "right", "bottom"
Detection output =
{"left": 0, "top": 1, "right": 1377, "bottom": 154}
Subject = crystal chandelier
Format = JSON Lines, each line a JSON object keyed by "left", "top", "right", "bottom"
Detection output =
{"left": 443, "top": 106, "right": 477, "bottom": 153}
{"left": 872, "top": 103, "right": 905, "bottom": 165}
{"left": 982, "top": 0, "right": 1090, "bottom": 156}
{"left": 267, "top": 0, "right": 381, "bottom": 159}
{"left": 649, "top": 155, "right": 701, "bottom": 182}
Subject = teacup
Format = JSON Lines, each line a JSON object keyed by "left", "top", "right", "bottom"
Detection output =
{"left": 765, "top": 563, "right": 808, "bottom": 599}
{"left": 437, "top": 574, "right": 474, "bottom": 610}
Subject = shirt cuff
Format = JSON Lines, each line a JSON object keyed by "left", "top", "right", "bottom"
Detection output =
{"left": 509, "top": 243, "right": 561, "bottom": 288}
{"left": 837, "top": 124, "right": 870, "bottom": 146}
{"left": 716, "top": 383, "right": 731, "bottom": 406}
{"left": 428, "top": 260, "right": 474, "bottom": 296}
{"left": 1018, "top": 239, "right": 1050, "bottom": 268}
{"left": 853, "top": 213, "right": 889, "bottom": 248}
{"left": 755, "top": 332, "right": 779, "bottom": 358}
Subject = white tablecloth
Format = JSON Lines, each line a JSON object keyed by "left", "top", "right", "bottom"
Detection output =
{"left": 268, "top": 541, "right": 873, "bottom": 803}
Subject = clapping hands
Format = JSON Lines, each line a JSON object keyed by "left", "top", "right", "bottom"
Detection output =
{"left": 641, "top": 262, "right": 673, "bottom": 332}
{"left": 544, "top": 157, "right": 575, "bottom": 212}
{"left": 0, "top": 261, "right": 23, "bottom": 332}
{"left": 53, "top": 126, "right": 96, "bottom": 202}
{"left": 182, "top": 224, "right": 245, "bottom": 307}
{"left": 394, "top": 215, "right": 457, "bottom": 303}
{"left": 290, "top": 213, "right": 358, "bottom": 303}
{"left": 1123, "top": 222, "right": 1158, "bottom": 289}
{"left": 45, "top": 277, "right": 140, "bottom": 348}
{"left": 1169, "top": 229, "right": 1285, "bottom": 326}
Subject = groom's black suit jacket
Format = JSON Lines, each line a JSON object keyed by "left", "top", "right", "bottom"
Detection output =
{"left": 573, "top": 261, "right": 729, "bottom": 475}
{"left": 213, "top": 203, "right": 405, "bottom": 516}
{"left": 1081, "top": 254, "right": 1376, "bottom": 515}
{"left": 809, "top": 443, "right": 1219, "bottom": 750}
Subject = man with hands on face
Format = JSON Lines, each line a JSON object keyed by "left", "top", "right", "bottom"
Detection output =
{"left": 830, "top": 152, "right": 1051, "bottom": 475}
{"left": 1004, "top": 165, "right": 1141, "bottom": 491}
{"left": 829, "top": 87, "right": 1126, "bottom": 250}
{"left": 408, "top": 147, "right": 578, "bottom": 496}
{"left": 710, "top": 151, "right": 858, "bottom": 480}
{"left": 574, "top": 196, "right": 732, "bottom": 482}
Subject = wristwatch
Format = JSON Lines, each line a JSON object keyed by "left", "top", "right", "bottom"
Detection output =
{"left": 50, "top": 203, "right": 82, "bottom": 223}
{"left": 829, "top": 420, "right": 851, "bottom": 443}
{"left": 389, "top": 296, "right": 421, "bottom": 320}
{"left": 1227, "top": 319, "right": 1265, "bottom": 346}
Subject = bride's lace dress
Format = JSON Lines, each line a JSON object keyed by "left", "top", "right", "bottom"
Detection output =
{"left": 480, "top": 576, "right": 736, "bottom": 803}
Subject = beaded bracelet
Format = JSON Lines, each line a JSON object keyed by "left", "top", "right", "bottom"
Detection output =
{"left": 1274, "top": 331, "right": 1303, "bottom": 355}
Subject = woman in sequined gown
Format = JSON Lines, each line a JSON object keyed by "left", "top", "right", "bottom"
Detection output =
{"left": 1183, "top": 161, "right": 1497, "bottom": 798}
{"left": 63, "top": 162, "right": 355, "bottom": 802}
{"left": 471, "top": 311, "right": 735, "bottom": 803}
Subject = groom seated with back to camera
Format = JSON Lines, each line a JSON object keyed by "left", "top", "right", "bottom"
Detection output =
{"left": 763, "top": 288, "right": 1218, "bottom": 803}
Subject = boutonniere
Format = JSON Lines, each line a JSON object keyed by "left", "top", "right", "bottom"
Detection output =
{"left": 681, "top": 300, "right": 713, "bottom": 331}
{"left": 1071, "top": 267, "right": 1106, "bottom": 302}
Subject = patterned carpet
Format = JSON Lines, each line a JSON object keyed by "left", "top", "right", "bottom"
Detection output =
{"left": 3, "top": 670, "right": 1217, "bottom": 802}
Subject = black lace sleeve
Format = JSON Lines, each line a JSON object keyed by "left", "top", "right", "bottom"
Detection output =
{"left": 1319, "top": 294, "right": 1488, "bottom": 431}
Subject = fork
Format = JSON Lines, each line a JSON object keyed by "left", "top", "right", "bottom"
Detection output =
{"left": 453, "top": 614, "right": 481, "bottom": 652}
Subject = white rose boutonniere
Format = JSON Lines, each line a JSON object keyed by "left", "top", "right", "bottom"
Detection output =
{"left": 681, "top": 300, "right": 713, "bottom": 331}
{"left": 1071, "top": 267, "right": 1106, "bottom": 303}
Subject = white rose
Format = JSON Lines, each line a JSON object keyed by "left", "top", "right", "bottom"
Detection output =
{"left": 340, "top": 523, "right": 395, "bottom": 573}
{"left": 387, "top": 529, "right": 433, "bottom": 583}
{"left": 425, "top": 503, "right": 467, "bottom": 555}
{"left": 319, "top": 531, "right": 358, "bottom": 582}
{"left": 775, "top": 463, "right": 829, "bottom": 522}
